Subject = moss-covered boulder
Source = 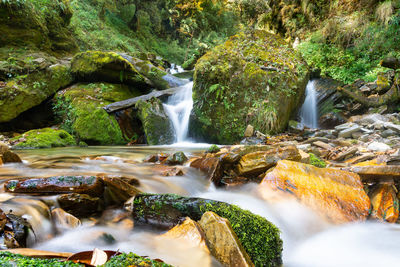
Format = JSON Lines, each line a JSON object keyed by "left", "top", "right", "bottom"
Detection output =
{"left": 135, "top": 98, "right": 174, "bottom": 145}
{"left": 55, "top": 83, "right": 142, "bottom": 145}
{"left": 192, "top": 30, "right": 309, "bottom": 144}
{"left": 11, "top": 128, "right": 76, "bottom": 149}
{"left": 71, "top": 51, "right": 154, "bottom": 89}
{"left": 0, "top": 64, "right": 73, "bottom": 123}
{"left": 0, "top": 0, "right": 77, "bottom": 54}
{"left": 133, "top": 193, "right": 282, "bottom": 267}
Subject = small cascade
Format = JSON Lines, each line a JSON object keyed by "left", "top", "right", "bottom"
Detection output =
{"left": 299, "top": 80, "right": 319, "bottom": 128}
{"left": 163, "top": 82, "right": 194, "bottom": 143}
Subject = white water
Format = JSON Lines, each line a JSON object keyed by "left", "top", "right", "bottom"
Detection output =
{"left": 163, "top": 82, "right": 194, "bottom": 143}
{"left": 299, "top": 80, "right": 319, "bottom": 128}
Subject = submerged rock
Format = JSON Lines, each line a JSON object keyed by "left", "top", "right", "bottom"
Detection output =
{"left": 135, "top": 98, "right": 174, "bottom": 145}
{"left": 51, "top": 208, "right": 81, "bottom": 230}
{"left": 369, "top": 184, "right": 399, "bottom": 223}
{"left": 260, "top": 160, "right": 370, "bottom": 223}
{"left": 199, "top": 211, "right": 254, "bottom": 267}
{"left": 165, "top": 151, "right": 188, "bottom": 165}
{"left": 5, "top": 176, "right": 104, "bottom": 196}
{"left": 10, "top": 128, "right": 75, "bottom": 149}
{"left": 191, "top": 30, "right": 309, "bottom": 143}
{"left": 0, "top": 150, "right": 22, "bottom": 164}
{"left": 57, "top": 193, "right": 101, "bottom": 218}
{"left": 102, "top": 177, "right": 141, "bottom": 205}
{"left": 132, "top": 193, "right": 282, "bottom": 266}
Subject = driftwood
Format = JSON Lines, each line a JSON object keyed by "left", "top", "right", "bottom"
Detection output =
{"left": 103, "top": 87, "right": 181, "bottom": 113}
{"left": 337, "top": 80, "right": 400, "bottom": 107}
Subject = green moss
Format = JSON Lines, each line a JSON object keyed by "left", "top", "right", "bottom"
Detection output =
{"left": 11, "top": 128, "right": 76, "bottom": 149}
{"left": 192, "top": 30, "right": 309, "bottom": 144}
{"left": 104, "top": 253, "right": 172, "bottom": 267}
{"left": 0, "top": 64, "right": 73, "bottom": 123}
{"left": 55, "top": 82, "right": 141, "bottom": 145}
{"left": 207, "top": 144, "right": 220, "bottom": 153}
{"left": 309, "top": 153, "right": 327, "bottom": 168}
{"left": 0, "top": 251, "right": 81, "bottom": 266}
{"left": 133, "top": 194, "right": 282, "bottom": 267}
{"left": 135, "top": 98, "right": 174, "bottom": 145}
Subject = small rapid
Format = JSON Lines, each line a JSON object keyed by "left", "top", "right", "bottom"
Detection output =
{"left": 299, "top": 80, "right": 319, "bottom": 128}
{"left": 163, "top": 82, "right": 194, "bottom": 143}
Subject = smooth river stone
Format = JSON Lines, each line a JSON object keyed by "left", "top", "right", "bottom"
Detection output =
{"left": 259, "top": 160, "right": 370, "bottom": 224}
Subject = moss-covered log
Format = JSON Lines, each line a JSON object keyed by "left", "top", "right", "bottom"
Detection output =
{"left": 133, "top": 193, "right": 282, "bottom": 267}
{"left": 337, "top": 73, "right": 400, "bottom": 107}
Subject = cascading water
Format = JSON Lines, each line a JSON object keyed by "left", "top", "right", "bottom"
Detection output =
{"left": 163, "top": 82, "right": 194, "bottom": 143}
{"left": 299, "top": 80, "right": 319, "bottom": 128}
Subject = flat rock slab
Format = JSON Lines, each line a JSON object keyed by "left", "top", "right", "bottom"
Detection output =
{"left": 342, "top": 165, "right": 400, "bottom": 182}
{"left": 5, "top": 176, "right": 104, "bottom": 196}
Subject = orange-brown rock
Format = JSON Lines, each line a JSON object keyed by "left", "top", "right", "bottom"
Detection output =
{"left": 198, "top": 211, "right": 254, "bottom": 267}
{"left": 237, "top": 145, "right": 301, "bottom": 176}
{"left": 161, "top": 217, "right": 209, "bottom": 253}
{"left": 190, "top": 157, "right": 222, "bottom": 184}
{"left": 369, "top": 184, "right": 399, "bottom": 223}
{"left": 1, "top": 151, "right": 22, "bottom": 164}
{"left": 102, "top": 177, "right": 141, "bottom": 205}
{"left": 0, "top": 142, "right": 9, "bottom": 154}
{"left": 342, "top": 165, "right": 400, "bottom": 182}
{"left": 51, "top": 208, "right": 81, "bottom": 229}
{"left": 260, "top": 160, "right": 370, "bottom": 223}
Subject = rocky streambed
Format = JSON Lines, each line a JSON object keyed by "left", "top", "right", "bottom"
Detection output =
{"left": 1, "top": 118, "right": 400, "bottom": 266}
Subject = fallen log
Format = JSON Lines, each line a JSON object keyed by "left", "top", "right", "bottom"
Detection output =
{"left": 103, "top": 86, "right": 182, "bottom": 113}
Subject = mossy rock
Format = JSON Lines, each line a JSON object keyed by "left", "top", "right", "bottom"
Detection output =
{"left": 55, "top": 82, "right": 142, "bottom": 145}
{"left": 71, "top": 51, "right": 152, "bottom": 89}
{"left": 0, "top": 252, "right": 172, "bottom": 267}
{"left": 192, "top": 30, "right": 309, "bottom": 144}
{"left": 0, "top": 64, "right": 73, "bottom": 123}
{"left": 0, "top": 0, "right": 77, "bottom": 54}
{"left": 135, "top": 98, "right": 174, "bottom": 145}
{"left": 133, "top": 193, "right": 283, "bottom": 267}
{"left": 11, "top": 128, "right": 76, "bottom": 149}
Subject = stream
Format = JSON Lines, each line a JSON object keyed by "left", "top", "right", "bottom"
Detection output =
{"left": 1, "top": 146, "right": 400, "bottom": 266}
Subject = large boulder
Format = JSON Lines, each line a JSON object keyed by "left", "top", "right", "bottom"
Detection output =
{"left": 369, "top": 184, "right": 399, "bottom": 223}
{"left": 55, "top": 82, "right": 142, "bottom": 145}
{"left": 0, "top": 64, "right": 73, "bottom": 123}
{"left": 260, "top": 160, "right": 370, "bottom": 223}
{"left": 132, "top": 193, "right": 282, "bottom": 267}
{"left": 135, "top": 98, "right": 174, "bottom": 145}
{"left": 10, "top": 128, "right": 75, "bottom": 149}
{"left": 191, "top": 30, "right": 309, "bottom": 143}
{"left": 71, "top": 51, "right": 152, "bottom": 89}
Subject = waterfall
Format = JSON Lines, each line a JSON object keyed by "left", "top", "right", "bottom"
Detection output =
{"left": 299, "top": 80, "right": 319, "bottom": 128}
{"left": 163, "top": 82, "right": 193, "bottom": 143}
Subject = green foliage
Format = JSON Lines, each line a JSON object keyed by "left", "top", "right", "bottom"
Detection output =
{"left": 0, "top": 252, "right": 81, "bottom": 266}
{"left": 104, "top": 253, "right": 172, "bottom": 267}
{"left": 11, "top": 128, "right": 76, "bottom": 149}
{"left": 207, "top": 144, "right": 220, "bottom": 153}
{"left": 309, "top": 153, "right": 326, "bottom": 168}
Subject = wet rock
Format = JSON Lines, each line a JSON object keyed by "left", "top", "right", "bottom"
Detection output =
{"left": 3, "top": 213, "right": 32, "bottom": 248}
{"left": 244, "top": 125, "right": 254, "bottom": 137}
{"left": 260, "top": 160, "right": 370, "bottom": 223}
{"left": 57, "top": 193, "right": 101, "bottom": 218}
{"left": 349, "top": 114, "right": 388, "bottom": 125}
{"left": 369, "top": 184, "right": 399, "bottom": 223}
{"left": 99, "top": 209, "right": 133, "bottom": 229}
{"left": 313, "top": 141, "right": 333, "bottom": 150}
{"left": 51, "top": 208, "right": 81, "bottom": 230}
{"left": 240, "top": 137, "right": 265, "bottom": 145}
{"left": 144, "top": 153, "right": 169, "bottom": 163}
{"left": 345, "top": 153, "right": 375, "bottom": 165}
{"left": 237, "top": 145, "right": 301, "bottom": 177}
{"left": 298, "top": 149, "right": 310, "bottom": 164}
{"left": 331, "top": 147, "right": 358, "bottom": 161}
{"left": 288, "top": 120, "right": 304, "bottom": 133}
{"left": 338, "top": 124, "right": 361, "bottom": 138}
{"left": 384, "top": 122, "right": 400, "bottom": 134}
{"left": 165, "top": 151, "right": 188, "bottom": 165}
{"left": 318, "top": 112, "right": 345, "bottom": 129}
{"left": 367, "top": 142, "right": 391, "bottom": 152}
{"left": 161, "top": 217, "right": 209, "bottom": 253}
{"left": 135, "top": 98, "right": 174, "bottom": 145}
{"left": 5, "top": 176, "right": 104, "bottom": 196}
{"left": 343, "top": 165, "right": 400, "bottom": 182}
{"left": 190, "top": 157, "right": 223, "bottom": 185}
{"left": 1, "top": 151, "right": 22, "bottom": 164}
{"left": 161, "top": 167, "right": 184, "bottom": 177}
{"left": 199, "top": 212, "right": 254, "bottom": 267}
{"left": 381, "top": 129, "right": 397, "bottom": 138}
{"left": 0, "top": 142, "right": 9, "bottom": 154}
{"left": 132, "top": 194, "right": 282, "bottom": 266}
{"left": 102, "top": 177, "right": 141, "bottom": 205}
